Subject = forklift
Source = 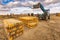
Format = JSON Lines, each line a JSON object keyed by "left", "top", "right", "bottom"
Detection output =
{"left": 33, "top": 3, "right": 50, "bottom": 20}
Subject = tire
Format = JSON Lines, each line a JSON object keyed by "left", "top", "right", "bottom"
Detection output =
{"left": 48, "top": 16, "right": 50, "bottom": 19}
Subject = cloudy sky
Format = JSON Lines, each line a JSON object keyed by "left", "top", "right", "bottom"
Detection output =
{"left": 0, "top": 0, "right": 60, "bottom": 13}
{"left": 0, "top": 0, "right": 59, "bottom": 8}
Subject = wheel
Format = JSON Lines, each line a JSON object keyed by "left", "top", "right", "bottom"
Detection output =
{"left": 48, "top": 15, "right": 50, "bottom": 19}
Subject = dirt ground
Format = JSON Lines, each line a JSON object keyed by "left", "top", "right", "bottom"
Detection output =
{"left": 15, "top": 15, "right": 60, "bottom": 40}
{"left": 0, "top": 15, "right": 60, "bottom": 40}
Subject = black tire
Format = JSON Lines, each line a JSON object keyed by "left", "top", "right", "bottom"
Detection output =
{"left": 48, "top": 15, "right": 50, "bottom": 19}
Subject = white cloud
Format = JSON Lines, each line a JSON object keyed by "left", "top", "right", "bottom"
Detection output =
{"left": 28, "top": 1, "right": 38, "bottom": 5}
{"left": 0, "top": 5, "right": 4, "bottom": 9}
{"left": 21, "top": 1, "right": 39, "bottom": 6}
{"left": 10, "top": 7, "right": 33, "bottom": 14}
{"left": 0, "top": 0, "right": 59, "bottom": 7}
{"left": 21, "top": 2, "right": 29, "bottom": 6}
{"left": 50, "top": 7, "right": 60, "bottom": 13}
{"left": 0, "top": 5, "right": 3, "bottom": 7}
{"left": 44, "top": 0, "right": 54, "bottom": 3}
{"left": 45, "top": 2, "right": 60, "bottom": 13}
{"left": 13, "top": 1, "right": 20, "bottom": 4}
{"left": 6, "top": 1, "right": 38, "bottom": 7}
{"left": 7, "top": 1, "right": 20, "bottom": 7}
{"left": 46, "top": 2, "right": 60, "bottom": 8}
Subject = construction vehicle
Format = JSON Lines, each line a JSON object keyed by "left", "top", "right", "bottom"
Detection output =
{"left": 19, "top": 16, "right": 38, "bottom": 28}
{"left": 33, "top": 3, "right": 50, "bottom": 20}
{"left": 0, "top": 19, "right": 24, "bottom": 40}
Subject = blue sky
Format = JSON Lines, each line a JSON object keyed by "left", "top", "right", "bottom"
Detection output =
{"left": 2, "top": 0, "right": 14, "bottom": 5}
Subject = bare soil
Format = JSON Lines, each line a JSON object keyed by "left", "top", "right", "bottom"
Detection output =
{"left": 15, "top": 15, "right": 60, "bottom": 40}
{"left": 0, "top": 15, "right": 60, "bottom": 40}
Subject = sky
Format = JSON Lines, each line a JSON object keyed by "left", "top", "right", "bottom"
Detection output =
{"left": 0, "top": 0, "right": 60, "bottom": 13}
{"left": 0, "top": 0, "right": 60, "bottom": 7}
{"left": 2, "top": 0, "right": 14, "bottom": 5}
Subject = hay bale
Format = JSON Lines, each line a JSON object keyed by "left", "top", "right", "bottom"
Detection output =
{"left": 19, "top": 16, "right": 39, "bottom": 28}
{"left": 3, "top": 19, "right": 24, "bottom": 40}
